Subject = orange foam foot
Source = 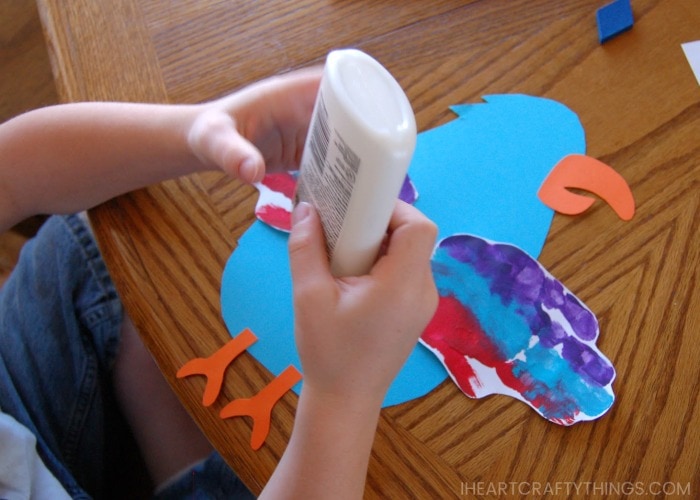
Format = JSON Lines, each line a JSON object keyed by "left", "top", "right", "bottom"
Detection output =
{"left": 177, "top": 329, "right": 258, "bottom": 406}
{"left": 220, "top": 365, "right": 303, "bottom": 450}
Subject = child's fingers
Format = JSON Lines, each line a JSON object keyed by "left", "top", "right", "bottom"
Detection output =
{"left": 249, "top": 66, "right": 323, "bottom": 108}
{"left": 372, "top": 201, "right": 439, "bottom": 318}
{"left": 288, "top": 203, "right": 335, "bottom": 305}
{"left": 188, "top": 111, "right": 264, "bottom": 183}
{"left": 382, "top": 201, "right": 438, "bottom": 273}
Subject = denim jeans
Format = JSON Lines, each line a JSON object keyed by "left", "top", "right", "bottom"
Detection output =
{"left": 0, "top": 215, "right": 253, "bottom": 499}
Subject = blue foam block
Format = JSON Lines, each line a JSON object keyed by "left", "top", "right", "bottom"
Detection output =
{"left": 596, "top": 0, "right": 634, "bottom": 43}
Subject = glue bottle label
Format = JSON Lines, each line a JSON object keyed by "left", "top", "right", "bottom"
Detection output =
{"left": 296, "top": 90, "right": 361, "bottom": 255}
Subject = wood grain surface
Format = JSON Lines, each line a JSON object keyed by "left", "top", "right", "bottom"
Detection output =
{"left": 0, "top": 0, "right": 57, "bottom": 287}
{"left": 36, "top": 0, "right": 699, "bottom": 497}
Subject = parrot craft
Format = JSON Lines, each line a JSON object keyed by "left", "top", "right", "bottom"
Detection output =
{"left": 183, "top": 94, "right": 633, "bottom": 447}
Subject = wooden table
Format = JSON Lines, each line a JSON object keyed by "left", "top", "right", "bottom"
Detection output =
{"left": 37, "top": 0, "right": 698, "bottom": 497}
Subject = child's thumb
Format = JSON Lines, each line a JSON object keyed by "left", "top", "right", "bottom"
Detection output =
{"left": 188, "top": 111, "right": 264, "bottom": 183}
{"left": 218, "top": 130, "right": 264, "bottom": 183}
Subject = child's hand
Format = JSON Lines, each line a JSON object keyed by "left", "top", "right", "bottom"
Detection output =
{"left": 288, "top": 200, "right": 439, "bottom": 408}
{"left": 187, "top": 68, "right": 322, "bottom": 183}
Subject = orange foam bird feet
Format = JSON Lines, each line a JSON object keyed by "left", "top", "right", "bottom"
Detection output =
{"left": 538, "top": 154, "right": 635, "bottom": 221}
{"left": 176, "top": 328, "right": 258, "bottom": 406}
{"left": 178, "top": 329, "right": 303, "bottom": 450}
{"left": 220, "top": 366, "right": 303, "bottom": 450}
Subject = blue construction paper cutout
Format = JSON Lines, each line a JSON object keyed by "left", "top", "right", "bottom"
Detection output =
{"left": 221, "top": 221, "right": 447, "bottom": 404}
{"left": 221, "top": 94, "right": 586, "bottom": 407}
{"left": 410, "top": 95, "right": 585, "bottom": 257}
{"left": 596, "top": 0, "right": 634, "bottom": 44}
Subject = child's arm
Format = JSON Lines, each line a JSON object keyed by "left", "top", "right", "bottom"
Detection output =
{"left": 261, "top": 201, "right": 438, "bottom": 499}
{"left": 0, "top": 68, "right": 321, "bottom": 232}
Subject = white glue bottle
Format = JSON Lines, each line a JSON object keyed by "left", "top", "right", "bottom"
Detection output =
{"left": 295, "top": 48, "right": 417, "bottom": 277}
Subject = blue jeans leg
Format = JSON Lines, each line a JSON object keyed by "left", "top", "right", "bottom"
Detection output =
{"left": 1, "top": 214, "right": 255, "bottom": 499}
{"left": 0, "top": 214, "right": 122, "bottom": 498}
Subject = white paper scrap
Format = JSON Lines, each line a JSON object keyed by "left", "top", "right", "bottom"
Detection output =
{"left": 681, "top": 41, "right": 700, "bottom": 86}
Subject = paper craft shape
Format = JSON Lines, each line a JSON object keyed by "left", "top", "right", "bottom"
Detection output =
{"left": 255, "top": 172, "right": 297, "bottom": 232}
{"left": 681, "top": 41, "right": 700, "bottom": 86}
{"left": 410, "top": 96, "right": 585, "bottom": 255}
{"left": 177, "top": 328, "right": 258, "bottom": 406}
{"left": 255, "top": 172, "right": 418, "bottom": 232}
{"left": 220, "top": 366, "right": 302, "bottom": 450}
{"left": 178, "top": 329, "right": 302, "bottom": 450}
{"left": 222, "top": 95, "right": 589, "bottom": 408}
{"left": 398, "top": 175, "right": 419, "bottom": 205}
{"left": 422, "top": 235, "right": 615, "bottom": 424}
{"left": 538, "top": 154, "right": 635, "bottom": 220}
{"left": 596, "top": 0, "right": 634, "bottom": 44}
